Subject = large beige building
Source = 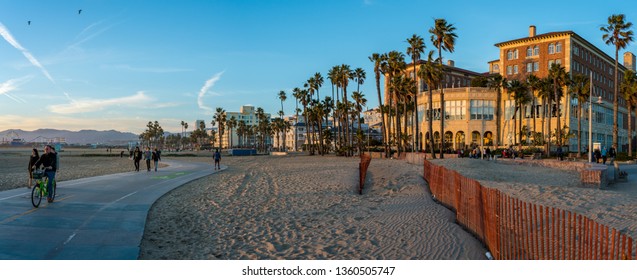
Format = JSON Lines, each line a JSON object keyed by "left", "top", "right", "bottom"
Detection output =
{"left": 389, "top": 25, "right": 636, "bottom": 153}
{"left": 494, "top": 25, "right": 635, "bottom": 152}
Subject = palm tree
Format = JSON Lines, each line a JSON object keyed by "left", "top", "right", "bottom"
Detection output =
{"left": 213, "top": 107, "right": 226, "bottom": 149}
{"left": 386, "top": 51, "right": 406, "bottom": 155}
{"left": 620, "top": 70, "right": 637, "bottom": 157}
{"left": 569, "top": 73, "right": 590, "bottom": 156}
{"left": 183, "top": 122, "right": 188, "bottom": 149}
{"left": 227, "top": 116, "right": 237, "bottom": 149}
{"left": 488, "top": 74, "right": 506, "bottom": 148}
{"left": 536, "top": 77, "right": 554, "bottom": 153}
{"left": 429, "top": 18, "right": 457, "bottom": 158}
{"left": 507, "top": 79, "right": 530, "bottom": 146}
{"left": 548, "top": 63, "right": 569, "bottom": 147}
{"left": 292, "top": 87, "right": 303, "bottom": 151}
{"left": 601, "top": 14, "right": 634, "bottom": 150}
{"left": 418, "top": 50, "right": 443, "bottom": 159}
{"left": 278, "top": 90, "right": 287, "bottom": 152}
{"left": 527, "top": 74, "right": 541, "bottom": 137}
{"left": 314, "top": 72, "right": 324, "bottom": 101}
{"left": 407, "top": 34, "right": 425, "bottom": 151}
{"left": 352, "top": 91, "right": 367, "bottom": 152}
{"left": 339, "top": 64, "right": 354, "bottom": 155}
{"left": 369, "top": 53, "right": 389, "bottom": 157}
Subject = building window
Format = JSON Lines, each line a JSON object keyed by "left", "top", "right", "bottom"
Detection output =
{"left": 548, "top": 60, "right": 554, "bottom": 70}
{"left": 507, "top": 65, "right": 512, "bottom": 75}
{"left": 513, "top": 65, "right": 518, "bottom": 74}
{"left": 526, "top": 47, "right": 532, "bottom": 57}
{"left": 574, "top": 45, "right": 579, "bottom": 55}
{"left": 507, "top": 50, "right": 513, "bottom": 60}
{"left": 556, "top": 59, "right": 561, "bottom": 65}
{"left": 470, "top": 100, "right": 494, "bottom": 120}
{"left": 548, "top": 43, "right": 555, "bottom": 54}
{"left": 533, "top": 62, "right": 539, "bottom": 71}
{"left": 446, "top": 100, "right": 466, "bottom": 120}
{"left": 527, "top": 63, "right": 533, "bottom": 73}
{"left": 533, "top": 46, "right": 539, "bottom": 56}
{"left": 493, "top": 64, "right": 499, "bottom": 72}
{"left": 556, "top": 42, "right": 562, "bottom": 53}
{"left": 514, "top": 49, "right": 519, "bottom": 59}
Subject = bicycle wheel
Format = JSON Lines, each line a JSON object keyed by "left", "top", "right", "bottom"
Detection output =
{"left": 31, "top": 183, "right": 42, "bottom": 208}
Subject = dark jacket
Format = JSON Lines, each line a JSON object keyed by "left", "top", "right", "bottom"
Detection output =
{"left": 28, "top": 155, "right": 39, "bottom": 170}
{"left": 133, "top": 150, "right": 143, "bottom": 161}
{"left": 34, "top": 152, "right": 57, "bottom": 172}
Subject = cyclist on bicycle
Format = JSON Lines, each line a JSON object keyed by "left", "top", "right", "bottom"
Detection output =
{"left": 33, "top": 145, "right": 57, "bottom": 203}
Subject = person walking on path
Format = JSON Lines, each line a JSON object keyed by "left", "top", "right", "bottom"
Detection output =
{"left": 27, "top": 148, "right": 39, "bottom": 188}
{"left": 609, "top": 145, "right": 617, "bottom": 164}
{"left": 214, "top": 149, "right": 221, "bottom": 170}
{"left": 144, "top": 147, "right": 152, "bottom": 172}
{"left": 602, "top": 146, "right": 608, "bottom": 165}
{"left": 152, "top": 148, "right": 161, "bottom": 172}
{"left": 133, "top": 146, "right": 142, "bottom": 172}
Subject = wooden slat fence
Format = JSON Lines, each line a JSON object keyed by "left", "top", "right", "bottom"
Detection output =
{"left": 358, "top": 154, "right": 371, "bottom": 195}
{"left": 423, "top": 159, "right": 636, "bottom": 260}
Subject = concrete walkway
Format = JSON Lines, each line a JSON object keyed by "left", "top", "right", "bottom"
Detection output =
{"left": 0, "top": 159, "right": 220, "bottom": 260}
{"left": 609, "top": 162, "right": 637, "bottom": 194}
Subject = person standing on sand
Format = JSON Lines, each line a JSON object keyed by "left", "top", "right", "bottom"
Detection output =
{"left": 214, "top": 149, "right": 221, "bottom": 170}
{"left": 133, "top": 146, "right": 142, "bottom": 172}
{"left": 27, "top": 148, "right": 39, "bottom": 188}
{"left": 152, "top": 148, "right": 160, "bottom": 172}
{"left": 144, "top": 147, "right": 152, "bottom": 172}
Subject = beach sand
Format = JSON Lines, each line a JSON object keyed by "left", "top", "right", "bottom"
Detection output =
{"left": 430, "top": 158, "right": 637, "bottom": 242}
{"left": 138, "top": 155, "right": 487, "bottom": 260}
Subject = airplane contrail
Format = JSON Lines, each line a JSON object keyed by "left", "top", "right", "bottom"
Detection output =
{"left": 198, "top": 71, "right": 224, "bottom": 113}
{"left": 0, "top": 22, "right": 56, "bottom": 84}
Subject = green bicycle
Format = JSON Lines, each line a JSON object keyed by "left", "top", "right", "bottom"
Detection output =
{"left": 31, "top": 169, "right": 56, "bottom": 208}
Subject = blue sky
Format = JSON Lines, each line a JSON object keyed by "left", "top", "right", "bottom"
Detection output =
{"left": 1, "top": 0, "right": 635, "bottom": 134}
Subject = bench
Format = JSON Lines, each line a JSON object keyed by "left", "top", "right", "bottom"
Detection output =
{"left": 614, "top": 162, "right": 628, "bottom": 182}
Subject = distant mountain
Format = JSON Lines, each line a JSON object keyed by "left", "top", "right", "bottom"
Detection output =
{"left": 0, "top": 129, "right": 139, "bottom": 145}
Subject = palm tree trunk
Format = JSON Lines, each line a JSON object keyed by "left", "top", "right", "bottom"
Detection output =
{"left": 577, "top": 103, "right": 582, "bottom": 156}
{"left": 428, "top": 88, "right": 436, "bottom": 159}
{"left": 496, "top": 88, "right": 502, "bottom": 148}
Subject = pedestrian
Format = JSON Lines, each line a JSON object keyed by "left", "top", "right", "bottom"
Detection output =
{"left": 144, "top": 147, "right": 152, "bottom": 172}
{"left": 594, "top": 148, "right": 602, "bottom": 164}
{"left": 27, "top": 148, "right": 39, "bottom": 188}
{"left": 133, "top": 146, "right": 142, "bottom": 172}
{"left": 214, "top": 149, "right": 221, "bottom": 170}
{"left": 601, "top": 146, "right": 608, "bottom": 164}
{"left": 557, "top": 146, "right": 564, "bottom": 161}
{"left": 609, "top": 145, "right": 617, "bottom": 164}
{"left": 152, "top": 148, "right": 161, "bottom": 172}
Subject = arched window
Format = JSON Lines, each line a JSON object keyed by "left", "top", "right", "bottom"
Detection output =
{"left": 507, "top": 50, "right": 513, "bottom": 60}
{"left": 526, "top": 47, "right": 532, "bottom": 57}
{"left": 556, "top": 42, "right": 562, "bottom": 53}
{"left": 514, "top": 49, "right": 519, "bottom": 59}
{"left": 548, "top": 43, "right": 555, "bottom": 54}
{"left": 533, "top": 46, "right": 539, "bottom": 56}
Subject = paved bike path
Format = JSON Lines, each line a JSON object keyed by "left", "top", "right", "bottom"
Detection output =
{"left": 0, "top": 159, "right": 221, "bottom": 260}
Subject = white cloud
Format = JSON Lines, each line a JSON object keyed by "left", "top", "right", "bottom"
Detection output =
{"left": 0, "top": 22, "right": 56, "bottom": 84}
{"left": 48, "top": 91, "right": 154, "bottom": 114}
{"left": 0, "top": 76, "right": 33, "bottom": 103}
{"left": 198, "top": 71, "right": 225, "bottom": 113}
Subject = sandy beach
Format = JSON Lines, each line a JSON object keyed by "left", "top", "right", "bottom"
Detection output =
{"left": 138, "top": 155, "right": 487, "bottom": 260}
